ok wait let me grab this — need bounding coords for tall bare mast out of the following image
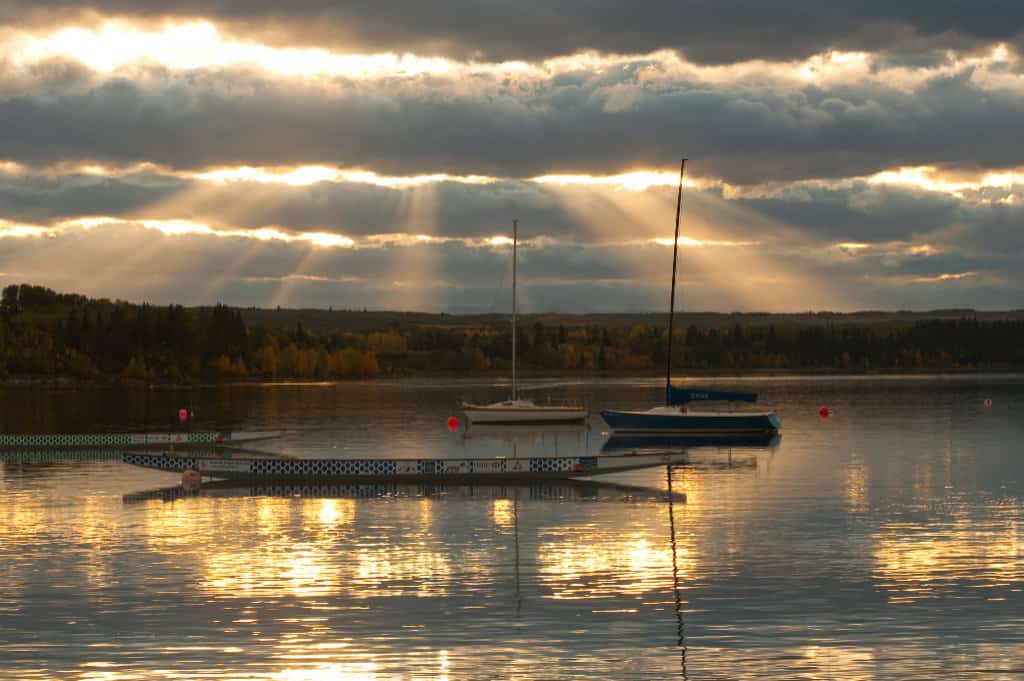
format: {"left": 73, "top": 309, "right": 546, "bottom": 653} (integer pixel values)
{"left": 512, "top": 219, "right": 518, "bottom": 401}
{"left": 665, "top": 158, "right": 687, "bottom": 403}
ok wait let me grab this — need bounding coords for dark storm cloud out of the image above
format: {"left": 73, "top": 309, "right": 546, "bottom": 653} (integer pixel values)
{"left": 3, "top": 0, "right": 1024, "bottom": 64}
{"left": 733, "top": 182, "right": 966, "bottom": 242}
{"left": 3, "top": 64, "right": 1024, "bottom": 184}
{"left": 0, "top": 169, "right": 185, "bottom": 222}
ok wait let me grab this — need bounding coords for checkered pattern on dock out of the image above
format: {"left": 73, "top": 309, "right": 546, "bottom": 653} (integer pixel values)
{"left": 2, "top": 432, "right": 226, "bottom": 448}
{"left": 123, "top": 454, "right": 588, "bottom": 478}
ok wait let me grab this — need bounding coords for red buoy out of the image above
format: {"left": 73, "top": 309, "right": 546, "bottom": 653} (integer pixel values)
{"left": 819, "top": 405, "right": 830, "bottom": 418}
{"left": 178, "top": 408, "right": 188, "bottom": 424}
{"left": 984, "top": 399, "right": 993, "bottom": 407}
{"left": 447, "top": 416, "right": 459, "bottom": 432}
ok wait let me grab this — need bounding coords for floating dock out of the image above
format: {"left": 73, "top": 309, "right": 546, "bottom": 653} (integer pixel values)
{"left": 122, "top": 451, "right": 690, "bottom": 483}
{"left": 1, "top": 430, "right": 284, "bottom": 450}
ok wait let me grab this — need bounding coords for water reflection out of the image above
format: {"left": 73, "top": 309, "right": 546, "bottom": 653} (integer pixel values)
{"left": 872, "top": 506, "right": 1022, "bottom": 603}
{"left": 667, "top": 466, "right": 687, "bottom": 679}
{"left": 116, "top": 472, "right": 693, "bottom": 678}
{"left": 1, "top": 376, "right": 1022, "bottom": 679}
{"left": 600, "top": 433, "right": 781, "bottom": 454}
{"left": 462, "top": 423, "right": 590, "bottom": 444}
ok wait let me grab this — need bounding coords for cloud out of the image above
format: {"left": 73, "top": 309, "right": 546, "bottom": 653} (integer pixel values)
{"left": 2, "top": 1, "right": 1023, "bottom": 64}
{"left": 1, "top": 8, "right": 1022, "bottom": 313}
{"left": 3, "top": 164, "right": 1023, "bottom": 258}
{"left": 1, "top": 208, "right": 1020, "bottom": 312}
{"left": 3, "top": 60, "right": 1024, "bottom": 185}
{"left": 732, "top": 181, "right": 967, "bottom": 242}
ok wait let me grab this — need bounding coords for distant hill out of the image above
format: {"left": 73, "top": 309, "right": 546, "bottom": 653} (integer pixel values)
{"left": 3, "top": 283, "right": 1023, "bottom": 381}
{"left": 239, "top": 306, "right": 1024, "bottom": 332}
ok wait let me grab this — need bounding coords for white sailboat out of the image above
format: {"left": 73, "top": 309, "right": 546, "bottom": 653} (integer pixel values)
{"left": 462, "top": 220, "right": 587, "bottom": 426}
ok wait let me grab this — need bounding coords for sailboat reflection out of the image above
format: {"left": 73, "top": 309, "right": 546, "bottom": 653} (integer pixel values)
{"left": 461, "top": 423, "right": 590, "bottom": 459}
{"left": 461, "top": 423, "right": 589, "bottom": 443}
{"left": 601, "top": 432, "right": 781, "bottom": 454}
{"left": 667, "top": 465, "right": 687, "bottom": 679}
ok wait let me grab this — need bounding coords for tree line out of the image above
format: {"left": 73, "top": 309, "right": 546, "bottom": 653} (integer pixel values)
{"left": 1, "top": 284, "right": 1023, "bottom": 381}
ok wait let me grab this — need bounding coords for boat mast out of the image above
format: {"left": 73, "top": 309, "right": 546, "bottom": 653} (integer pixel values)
{"left": 512, "top": 218, "right": 518, "bottom": 401}
{"left": 665, "top": 158, "right": 687, "bottom": 404}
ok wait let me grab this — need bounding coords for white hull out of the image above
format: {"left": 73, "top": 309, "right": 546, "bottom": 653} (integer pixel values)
{"left": 463, "top": 400, "right": 587, "bottom": 425}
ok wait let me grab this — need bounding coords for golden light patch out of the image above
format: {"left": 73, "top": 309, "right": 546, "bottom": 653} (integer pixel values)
{"left": 192, "top": 165, "right": 498, "bottom": 187}
{"left": 911, "top": 272, "right": 978, "bottom": 283}
{"left": 868, "top": 166, "right": 1024, "bottom": 195}
{"left": 18, "top": 20, "right": 453, "bottom": 78}
{"left": 651, "top": 236, "right": 755, "bottom": 247}
{"left": 0, "top": 222, "right": 55, "bottom": 238}
{"left": 532, "top": 171, "right": 700, "bottom": 192}
{"left": 1, "top": 216, "right": 359, "bottom": 249}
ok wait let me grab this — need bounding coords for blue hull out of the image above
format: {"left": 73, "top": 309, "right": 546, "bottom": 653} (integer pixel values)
{"left": 600, "top": 410, "right": 780, "bottom": 434}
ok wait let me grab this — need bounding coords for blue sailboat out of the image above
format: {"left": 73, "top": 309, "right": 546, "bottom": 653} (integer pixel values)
{"left": 600, "top": 159, "right": 781, "bottom": 436}
{"left": 600, "top": 387, "right": 781, "bottom": 434}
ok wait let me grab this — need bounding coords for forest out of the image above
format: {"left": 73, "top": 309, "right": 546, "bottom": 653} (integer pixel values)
{"left": 2, "top": 284, "right": 1023, "bottom": 382}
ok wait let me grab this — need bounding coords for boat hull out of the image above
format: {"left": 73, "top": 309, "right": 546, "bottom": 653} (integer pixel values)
{"left": 122, "top": 451, "right": 687, "bottom": 482}
{"left": 600, "top": 409, "right": 780, "bottom": 434}
{"left": 463, "top": 406, "right": 587, "bottom": 425}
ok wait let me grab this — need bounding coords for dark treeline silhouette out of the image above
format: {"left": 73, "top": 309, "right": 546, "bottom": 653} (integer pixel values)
{"left": 1, "top": 284, "right": 1023, "bottom": 381}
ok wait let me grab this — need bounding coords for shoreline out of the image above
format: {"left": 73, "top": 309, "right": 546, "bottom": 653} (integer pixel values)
{"left": 3, "top": 366, "right": 1024, "bottom": 387}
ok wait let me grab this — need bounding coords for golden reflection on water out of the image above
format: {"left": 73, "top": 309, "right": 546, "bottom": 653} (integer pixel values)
{"left": 796, "top": 646, "right": 875, "bottom": 680}
{"left": 845, "top": 460, "right": 868, "bottom": 514}
{"left": 137, "top": 495, "right": 470, "bottom": 601}
{"left": 272, "top": 649, "right": 450, "bottom": 681}
{"left": 78, "top": 496, "right": 118, "bottom": 593}
{"left": 2, "top": 450, "right": 1020, "bottom": 679}
{"left": 275, "top": 662, "right": 379, "bottom": 681}
{"left": 491, "top": 498, "right": 515, "bottom": 527}
{"left": 538, "top": 521, "right": 690, "bottom": 600}
{"left": 872, "top": 506, "right": 1022, "bottom": 603}
{"left": 536, "top": 473, "right": 698, "bottom": 601}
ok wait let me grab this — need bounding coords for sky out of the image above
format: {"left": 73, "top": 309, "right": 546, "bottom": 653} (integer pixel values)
{"left": 1, "top": 2, "right": 1023, "bottom": 312}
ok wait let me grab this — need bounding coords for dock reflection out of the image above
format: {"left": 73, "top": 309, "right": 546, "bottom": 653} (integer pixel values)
{"left": 123, "top": 477, "right": 686, "bottom": 504}
{"left": 119, "top": 468, "right": 694, "bottom": 676}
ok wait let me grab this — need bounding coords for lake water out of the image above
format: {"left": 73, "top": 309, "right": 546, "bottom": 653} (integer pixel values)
{"left": 1, "top": 375, "right": 1022, "bottom": 680}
